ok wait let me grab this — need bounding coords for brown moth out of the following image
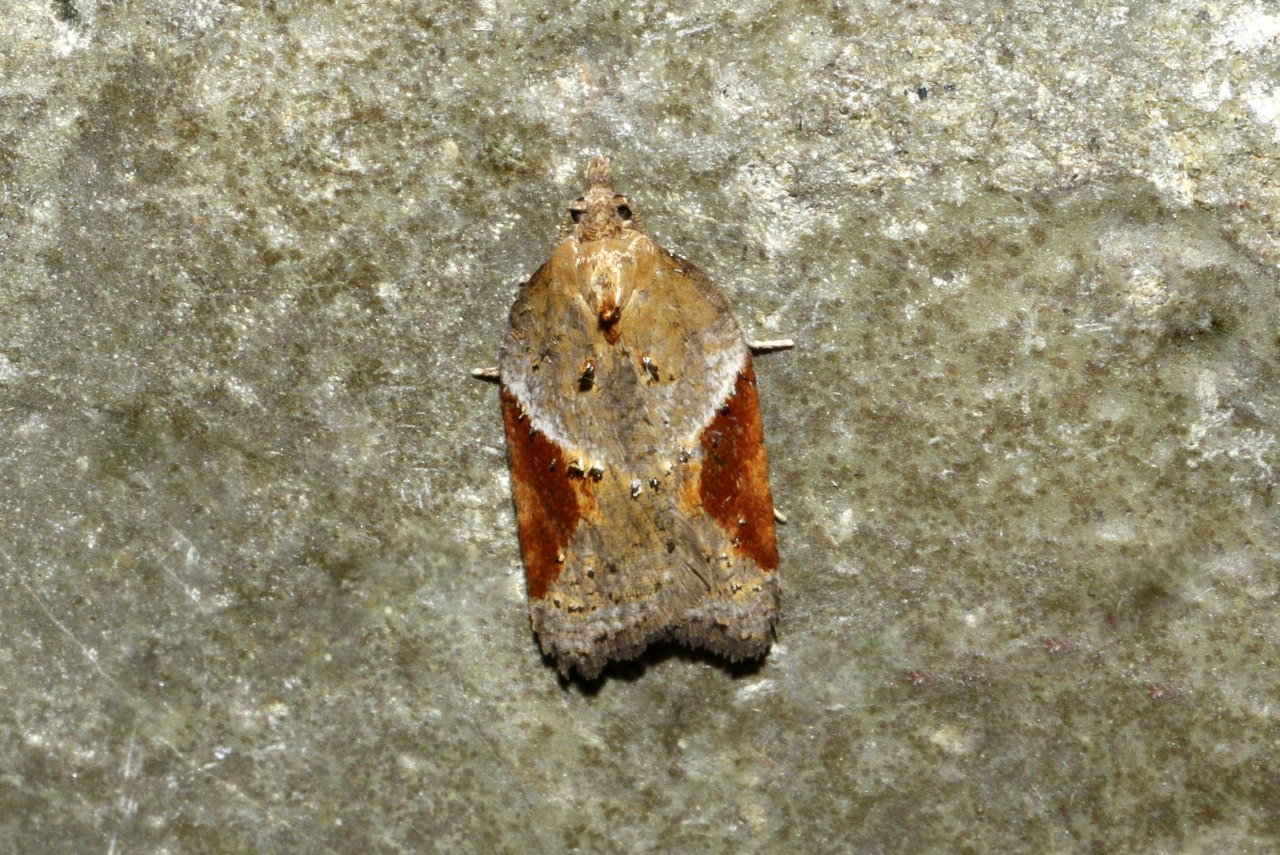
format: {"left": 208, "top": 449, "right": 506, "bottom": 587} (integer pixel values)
{"left": 495, "top": 157, "right": 780, "bottom": 679}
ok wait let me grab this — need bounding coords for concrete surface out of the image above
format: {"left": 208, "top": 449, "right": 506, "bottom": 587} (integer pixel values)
{"left": 2, "top": 0, "right": 1278, "bottom": 852}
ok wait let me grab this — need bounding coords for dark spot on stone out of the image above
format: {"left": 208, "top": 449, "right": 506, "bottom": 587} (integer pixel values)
{"left": 53, "top": 0, "right": 80, "bottom": 25}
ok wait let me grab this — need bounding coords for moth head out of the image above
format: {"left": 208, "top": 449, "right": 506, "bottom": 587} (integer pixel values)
{"left": 560, "top": 156, "right": 644, "bottom": 241}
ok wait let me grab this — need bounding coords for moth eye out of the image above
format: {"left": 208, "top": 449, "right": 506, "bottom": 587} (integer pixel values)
{"left": 615, "top": 204, "right": 633, "bottom": 221}
{"left": 570, "top": 209, "right": 585, "bottom": 223}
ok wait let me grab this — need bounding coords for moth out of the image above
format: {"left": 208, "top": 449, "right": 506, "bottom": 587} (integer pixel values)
{"left": 483, "top": 157, "right": 784, "bottom": 679}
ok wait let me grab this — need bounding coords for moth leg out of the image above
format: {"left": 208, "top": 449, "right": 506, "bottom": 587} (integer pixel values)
{"left": 748, "top": 338, "right": 794, "bottom": 354}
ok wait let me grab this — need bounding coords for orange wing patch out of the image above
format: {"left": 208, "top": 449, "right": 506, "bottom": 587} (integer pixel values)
{"left": 697, "top": 360, "right": 778, "bottom": 571}
{"left": 500, "top": 388, "right": 594, "bottom": 598}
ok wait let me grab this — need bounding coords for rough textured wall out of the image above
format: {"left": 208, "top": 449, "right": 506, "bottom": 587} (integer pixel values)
{"left": 2, "top": 1, "right": 1278, "bottom": 852}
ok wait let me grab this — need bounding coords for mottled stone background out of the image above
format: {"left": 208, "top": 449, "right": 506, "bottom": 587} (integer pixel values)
{"left": 3, "top": 0, "right": 1278, "bottom": 852}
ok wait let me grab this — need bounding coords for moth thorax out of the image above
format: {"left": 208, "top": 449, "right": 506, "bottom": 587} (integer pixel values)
{"left": 586, "top": 266, "right": 630, "bottom": 338}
